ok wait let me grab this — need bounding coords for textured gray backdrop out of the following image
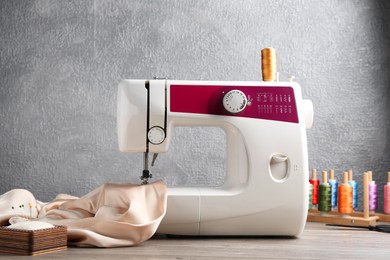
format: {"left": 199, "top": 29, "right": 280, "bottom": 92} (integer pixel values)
{"left": 1, "top": 0, "right": 389, "bottom": 212}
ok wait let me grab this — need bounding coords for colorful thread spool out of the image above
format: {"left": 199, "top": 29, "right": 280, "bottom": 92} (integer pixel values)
{"left": 318, "top": 171, "right": 331, "bottom": 213}
{"left": 308, "top": 182, "right": 313, "bottom": 210}
{"left": 338, "top": 171, "right": 353, "bottom": 215}
{"left": 384, "top": 172, "right": 390, "bottom": 215}
{"left": 348, "top": 169, "right": 358, "bottom": 210}
{"left": 261, "top": 48, "right": 277, "bottom": 81}
{"left": 328, "top": 169, "right": 338, "bottom": 210}
{"left": 368, "top": 171, "right": 378, "bottom": 212}
{"left": 309, "top": 168, "right": 319, "bottom": 207}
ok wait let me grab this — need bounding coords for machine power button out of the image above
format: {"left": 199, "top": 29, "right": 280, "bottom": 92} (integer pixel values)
{"left": 222, "top": 90, "right": 247, "bottom": 114}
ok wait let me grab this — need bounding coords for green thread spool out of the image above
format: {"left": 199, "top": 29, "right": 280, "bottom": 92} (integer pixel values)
{"left": 308, "top": 182, "right": 313, "bottom": 210}
{"left": 318, "top": 171, "right": 331, "bottom": 213}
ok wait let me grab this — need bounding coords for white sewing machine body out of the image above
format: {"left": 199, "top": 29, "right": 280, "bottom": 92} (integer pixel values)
{"left": 118, "top": 79, "right": 313, "bottom": 236}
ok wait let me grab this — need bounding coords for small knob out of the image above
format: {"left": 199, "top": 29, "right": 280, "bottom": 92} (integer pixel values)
{"left": 148, "top": 126, "right": 165, "bottom": 145}
{"left": 222, "top": 90, "right": 247, "bottom": 114}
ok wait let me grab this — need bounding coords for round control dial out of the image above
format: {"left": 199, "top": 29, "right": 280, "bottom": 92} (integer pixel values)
{"left": 222, "top": 90, "right": 247, "bottom": 114}
{"left": 148, "top": 126, "right": 165, "bottom": 145}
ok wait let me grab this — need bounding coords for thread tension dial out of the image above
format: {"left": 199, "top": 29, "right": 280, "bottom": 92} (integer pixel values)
{"left": 222, "top": 90, "right": 247, "bottom": 114}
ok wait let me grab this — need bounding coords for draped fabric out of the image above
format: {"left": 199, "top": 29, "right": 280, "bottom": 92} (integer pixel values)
{"left": 0, "top": 180, "right": 167, "bottom": 247}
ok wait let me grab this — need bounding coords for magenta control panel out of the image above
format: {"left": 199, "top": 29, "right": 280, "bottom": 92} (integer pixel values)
{"left": 170, "top": 85, "right": 299, "bottom": 124}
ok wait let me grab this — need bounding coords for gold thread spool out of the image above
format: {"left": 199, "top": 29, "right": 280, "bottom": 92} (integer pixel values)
{"left": 261, "top": 48, "right": 276, "bottom": 81}
{"left": 338, "top": 171, "right": 353, "bottom": 215}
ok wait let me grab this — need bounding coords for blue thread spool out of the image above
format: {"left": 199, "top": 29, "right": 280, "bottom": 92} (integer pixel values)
{"left": 348, "top": 170, "right": 358, "bottom": 210}
{"left": 328, "top": 169, "right": 338, "bottom": 210}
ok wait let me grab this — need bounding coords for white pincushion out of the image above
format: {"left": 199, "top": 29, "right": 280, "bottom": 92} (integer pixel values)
{"left": 6, "top": 221, "right": 54, "bottom": 231}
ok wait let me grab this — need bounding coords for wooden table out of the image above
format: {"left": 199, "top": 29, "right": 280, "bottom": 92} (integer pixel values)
{"left": 0, "top": 222, "right": 388, "bottom": 259}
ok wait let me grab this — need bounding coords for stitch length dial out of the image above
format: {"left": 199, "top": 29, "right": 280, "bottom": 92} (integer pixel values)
{"left": 222, "top": 90, "right": 247, "bottom": 114}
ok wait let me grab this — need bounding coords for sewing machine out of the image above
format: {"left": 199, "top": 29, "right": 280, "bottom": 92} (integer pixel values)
{"left": 117, "top": 79, "right": 313, "bottom": 236}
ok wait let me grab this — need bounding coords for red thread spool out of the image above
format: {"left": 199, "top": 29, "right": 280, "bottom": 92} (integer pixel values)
{"left": 309, "top": 168, "right": 319, "bottom": 206}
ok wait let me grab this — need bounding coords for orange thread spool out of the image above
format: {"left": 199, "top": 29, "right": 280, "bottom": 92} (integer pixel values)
{"left": 261, "top": 48, "right": 276, "bottom": 81}
{"left": 338, "top": 171, "right": 353, "bottom": 214}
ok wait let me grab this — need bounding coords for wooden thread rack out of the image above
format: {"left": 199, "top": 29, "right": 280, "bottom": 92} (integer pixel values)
{"left": 307, "top": 172, "right": 381, "bottom": 226}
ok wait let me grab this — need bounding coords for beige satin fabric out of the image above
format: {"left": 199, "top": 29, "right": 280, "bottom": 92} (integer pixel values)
{"left": 0, "top": 180, "right": 167, "bottom": 247}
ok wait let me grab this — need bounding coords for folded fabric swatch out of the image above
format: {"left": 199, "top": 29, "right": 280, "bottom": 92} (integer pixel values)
{"left": 1, "top": 180, "right": 167, "bottom": 247}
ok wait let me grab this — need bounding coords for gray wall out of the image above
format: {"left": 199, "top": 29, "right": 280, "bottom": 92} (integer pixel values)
{"left": 1, "top": 0, "right": 389, "bottom": 211}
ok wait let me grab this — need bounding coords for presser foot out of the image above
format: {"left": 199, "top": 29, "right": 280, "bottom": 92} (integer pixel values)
{"left": 141, "top": 170, "right": 152, "bottom": 185}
